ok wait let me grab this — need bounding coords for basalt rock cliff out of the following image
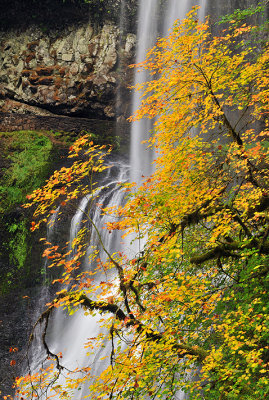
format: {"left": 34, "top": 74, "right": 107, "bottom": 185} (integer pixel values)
{"left": 0, "top": 23, "right": 135, "bottom": 120}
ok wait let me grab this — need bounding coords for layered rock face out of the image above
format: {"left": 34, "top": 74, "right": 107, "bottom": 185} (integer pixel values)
{"left": 0, "top": 24, "right": 135, "bottom": 119}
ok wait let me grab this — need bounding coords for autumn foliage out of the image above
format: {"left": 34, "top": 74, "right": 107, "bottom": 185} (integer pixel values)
{"left": 15, "top": 8, "right": 268, "bottom": 400}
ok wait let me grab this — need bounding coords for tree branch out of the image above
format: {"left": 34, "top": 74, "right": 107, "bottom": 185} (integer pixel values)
{"left": 190, "top": 239, "right": 269, "bottom": 265}
{"left": 33, "top": 291, "right": 208, "bottom": 364}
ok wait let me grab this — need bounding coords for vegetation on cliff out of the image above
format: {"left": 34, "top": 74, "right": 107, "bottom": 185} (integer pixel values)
{"left": 0, "top": 131, "right": 54, "bottom": 294}
{"left": 0, "top": 131, "right": 53, "bottom": 213}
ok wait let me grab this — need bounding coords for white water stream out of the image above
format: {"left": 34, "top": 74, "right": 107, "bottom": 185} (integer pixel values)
{"left": 44, "top": 161, "right": 130, "bottom": 399}
{"left": 130, "top": 0, "right": 207, "bottom": 185}
{"left": 28, "top": 1, "right": 208, "bottom": 399}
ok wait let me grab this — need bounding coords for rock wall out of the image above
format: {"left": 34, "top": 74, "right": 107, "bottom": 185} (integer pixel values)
{"left": 0, "top": 23, "right": 136, "bottom": 120}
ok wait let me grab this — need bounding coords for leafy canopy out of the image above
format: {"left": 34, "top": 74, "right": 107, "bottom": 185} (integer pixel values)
{"left": 15, "top": 7, "right": 269, "bottom": 400}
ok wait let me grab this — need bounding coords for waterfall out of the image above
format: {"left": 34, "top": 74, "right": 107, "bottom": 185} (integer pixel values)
{"left": 43, "top": 206, "right": 60, "bottom": 273}
{"left": 130, "top": 0, "right": 206, "bottom": 185}
{"left": 130, "top": 0, "right": 159, "bottom": 184}
{"left": 198, "top": 0, "right": 207, "bottom": 20}
{"left": 25, "top": 1, "right": 209, "bottom": 399}
{"left": 29, "top": 206, "right": 60, "bottom": 376}
{"left": 129, "top": 2, "right": 207, "bottom": 399}
{"left": 27, "top": 161, "right": 130, "bottom": 400}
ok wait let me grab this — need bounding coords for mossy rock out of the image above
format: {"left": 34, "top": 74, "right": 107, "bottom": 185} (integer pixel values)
{"left": 0, "top": 131, "right": 55, "bottom": 294}
{"left": 0, "top": 130, "right": 55, "bottom": 213}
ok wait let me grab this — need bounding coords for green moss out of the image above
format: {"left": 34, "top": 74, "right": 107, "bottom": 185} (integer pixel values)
{"left": 0, "top": 130, "right": 53, "bottom": 213}
{"left": 0, "top": 130, "right": 55, "bottom": 295}
{"left": 0, "top": 218, "right": 31, "bottom": 295}
{"left": 7, "top": 220, "right": 28, "bottom": 271}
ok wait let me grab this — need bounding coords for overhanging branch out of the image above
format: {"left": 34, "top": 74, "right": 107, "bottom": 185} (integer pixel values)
{"left": 32, "top": 291, "right": 208, "bottom": 364}
{"left": 190, "top": 239, "right": 269, "bottom": 265}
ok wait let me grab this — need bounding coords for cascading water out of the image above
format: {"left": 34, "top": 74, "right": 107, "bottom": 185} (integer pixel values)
{"left": 198, "top": 0, "right": 207, "bottom": 20}
{"left": 130, "top": 0, "right": 207, "bottom": 185}
{"left": 26, "top": 1, "right": 209, "bottom": 399}
{"left": 27, "top": 161, "right": 130, "bottom": 400}
{"left": 43, "top": 206, "right": 60, "bottom": 274}
{"left": 130, "top": 0, "right": 159, "bottom": 184}
{"left": 129, "top": 3, "right": 207, "bottom": 398}
{"left": 29, "top": 207, "right": 60, "bottom": 376}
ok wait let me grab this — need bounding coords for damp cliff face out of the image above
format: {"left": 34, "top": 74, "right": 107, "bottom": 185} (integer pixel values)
{"left": 0, "top": 24, "right": 136, "bottom": 119}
